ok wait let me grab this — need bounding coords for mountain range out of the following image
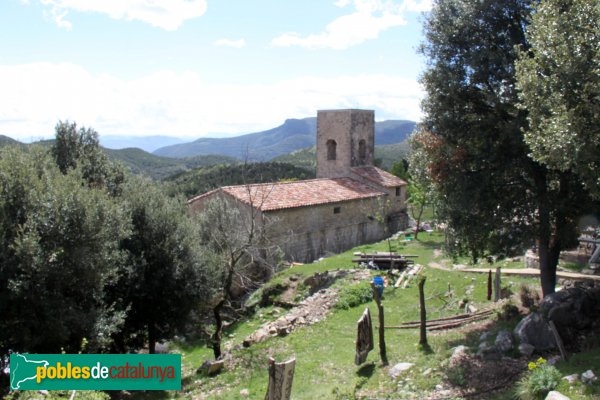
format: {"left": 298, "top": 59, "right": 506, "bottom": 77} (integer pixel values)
{"left": 153, "top": 117, "right": 416, "bottom": 160}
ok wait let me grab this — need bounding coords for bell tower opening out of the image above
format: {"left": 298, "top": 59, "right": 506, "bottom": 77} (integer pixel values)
{"left": 326, "top": 139, "right": 337, "bottom": 160}
{"left": 358, "top": 139, "right": 366, "bottom": 165}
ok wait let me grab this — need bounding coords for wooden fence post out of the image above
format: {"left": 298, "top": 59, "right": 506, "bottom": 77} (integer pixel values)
{"left": 371, "top": 282, "right": 388, "bottom": 366}
{"left": 494, "top": 267, "right": 501, "bottom": 302}
{"left": 265, "top": 357, "right": 296, "bottom": 400}
{"left": 418, "top": 276, "right": 428, "bottom": 347}
{"left": 487, "top": 270, "right": 492, "bottom": 301}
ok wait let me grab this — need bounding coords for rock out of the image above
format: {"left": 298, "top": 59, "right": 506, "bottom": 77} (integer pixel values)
{"left": 518, "top": 343, "right": 535, "bottom": 356}
{"left": 423, "top": 368, "right": 432, "bottom": 376}
{"left": 268, "top": 327, "right": 277, "bottom": 335}
{"left": 388, "top": 362, "right": 414, "bottom": 379}
{"left": 479, "top": 331, "right": 493, "bottom": 343}
{"left": 495, "top": 330, "right": 514, "bottom": 353}
{"left": 450, "top": 345, "right": 468, "bottom": 365}
{"left": 276, "top": 327, "right": 289, "bottom": 337}
{"left": 476, "top": 342, "right": 500, "bottom": 360}
{"left": 545, "top": 391, "right": 570, "bottom": 400}
{"left": 513, "top": 312, "right": 556, "bottom": 351}
{"left": 539, "top": 286, "right": 600, "bottom": 346}
{"left": 38, "top": 390, "right": 49, "bottom": 395}
{"left": 467, "top": 304, "right": 478, "bottom": 314}
{"left": 198, "top": 359, "right": 224, "bottom": 376}
{"left": 547, "top": 355, "right": 562, "bottom": 366}
{"left": 562, "top": 374, "right": 579, "bottom": 384}
{"left": 581, "top": 370, "right": 597, "bottom": 385}
{"left": 240, "top": 388, "right": 250, "bottom": 397}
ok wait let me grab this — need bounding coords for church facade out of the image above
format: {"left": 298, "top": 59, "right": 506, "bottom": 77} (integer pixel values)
{"left": 188, "top": 109, "right": 408, "bottom": 262}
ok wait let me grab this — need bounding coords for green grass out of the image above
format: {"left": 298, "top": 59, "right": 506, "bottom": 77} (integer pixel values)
{"left": 167, "top": 232, "right": 556, "bottom": 399}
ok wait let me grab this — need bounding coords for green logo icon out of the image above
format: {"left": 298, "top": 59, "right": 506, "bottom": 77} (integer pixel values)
{"left": 10, "top": 354, "right": 181, "bottom": 390}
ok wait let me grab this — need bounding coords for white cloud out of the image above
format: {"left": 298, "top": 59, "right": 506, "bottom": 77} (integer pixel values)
{"left": 272, "top": 0, "right": 432, "bottom": 50}
{"left": 214, "top": 38, "right": 246, "bottom": 48}
{"left": 35, "top": 0, "right": 207, "bottom": 31}
{"left": 0, "top": 63, "right": 423, "bottom": 141}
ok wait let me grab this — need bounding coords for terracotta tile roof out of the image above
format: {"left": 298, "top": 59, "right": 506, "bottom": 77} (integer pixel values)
{"left": 351, "top": 166, "right": 407, "bottom": 188}
{"left": 190, "top": 178, "right": 386, "bottom": 212}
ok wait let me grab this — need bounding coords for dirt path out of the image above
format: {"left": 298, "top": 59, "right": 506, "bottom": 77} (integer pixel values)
{"left": 427, "top": 263, "right": 600, "bottom": 281}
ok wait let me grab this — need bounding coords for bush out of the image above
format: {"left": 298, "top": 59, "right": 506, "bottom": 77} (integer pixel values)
{"left": 496, "top": 300, "right": 520, "bottom": 321}
{"left": 515, "top": 360, "right": 561, "bottom": 399}
{"left": 335, "top": 282, "right": 373, "bottom": 310}
{"left": 446, "top": 363, "right": 468, "bottom": 387}
{"left": 519, "top": 284, "right": 541, "bottom": 310}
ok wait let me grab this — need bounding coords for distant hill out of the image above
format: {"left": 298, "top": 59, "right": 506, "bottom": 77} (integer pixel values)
{"left": 273, "top": 142, "right": 411, "bottom": 173}
{"left": 100, "top": 135, "right": 187, "bottom": 153}
{"left": 105, "top": 148, "right": 238, "bottom": 180}
{"left": 0, "top": 136, "right": 237, "bottom": 180}
{"left": 165, "top": 162, "right": 316, "bottom": 198}
{"left": 0, "top": 135, "right": 23, "bottom": 148}
{"left": 154, "top": 118, "right": 416, "bottom": 160}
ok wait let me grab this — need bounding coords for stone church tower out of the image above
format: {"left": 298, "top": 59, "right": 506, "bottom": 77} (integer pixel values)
{"left": 316, "top": 109, "right": 375, "bottom": 179}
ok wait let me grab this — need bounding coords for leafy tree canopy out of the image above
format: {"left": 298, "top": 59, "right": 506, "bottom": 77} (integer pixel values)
{"left": 516, "top": 0, "right": 600, "bottom": 198}
{"left": 419, "top": 0, "right": 594, "bottom": 295}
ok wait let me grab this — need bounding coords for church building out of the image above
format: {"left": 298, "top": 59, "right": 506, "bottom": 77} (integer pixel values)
{"left": 188, "top": 109, "right": 408, "bottom": 262}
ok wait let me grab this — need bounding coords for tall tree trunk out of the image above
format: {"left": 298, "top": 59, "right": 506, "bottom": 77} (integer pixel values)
{"left": 536, "top": 170, "right": 569, "bottom": 298}
{"left": 148, "top": 321, "right": 156, "bottom": 354}
{"left": 212, "top": 300, "right": 224, "bottom": 359}
{"left": 534, "top": 167, "right": 557, "bottom": 298}
{"left": 413, "top": 203, "right": 425, "bottom": 240}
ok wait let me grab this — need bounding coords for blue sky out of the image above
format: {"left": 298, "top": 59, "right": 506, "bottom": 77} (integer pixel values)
{"left": 0, "top": 0, "right": 431, "bottom": 140}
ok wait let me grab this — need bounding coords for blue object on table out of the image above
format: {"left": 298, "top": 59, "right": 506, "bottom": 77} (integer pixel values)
{"left": 373, "top": 276, "right": 384, "bottom": 298}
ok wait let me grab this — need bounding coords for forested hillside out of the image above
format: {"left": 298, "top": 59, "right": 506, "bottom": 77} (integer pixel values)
{"left": 164, "top": 162, "right": 315, "bottom": 198}
{"left": 105, "top": 147, "right": 237, "bottom": 179}
{"left": 273, "top": 142, "right": 410, "bottom": 172}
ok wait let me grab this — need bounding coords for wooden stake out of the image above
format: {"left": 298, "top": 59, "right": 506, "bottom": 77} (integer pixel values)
{"left": 549, "top": 321, "right": 568, "bottom": 361}
{"left": 494, "top": 267, "right": 501, "bottom": 302}
{"left": 487, "top": 269, "right": 492, "bottom": 301}
{"left": 418, "top": 276, "right": 428, "bottom": 347}
{"left": 371, "top": 282, "right": 388, "bottom": 366}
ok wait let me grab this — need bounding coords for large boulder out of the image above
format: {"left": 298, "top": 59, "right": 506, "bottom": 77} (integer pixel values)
{"left": 495, "top": 330, "right": 514, "bottom": 353}
{"left": 513, "top": 312, "right": 556, "bottom": 351}
{"left": 539, "top": 285, "right": 600, "bottom": 345}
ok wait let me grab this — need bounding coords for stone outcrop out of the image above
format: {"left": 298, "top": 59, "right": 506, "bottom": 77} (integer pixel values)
{"left": 514, "top": 283, "right": 600, "bottom": 351}
{"left": 513, "top": 312, "right": 556, "bottom": 351}
{"left": 539, "top": 285, "right": 600, "bottom": 346}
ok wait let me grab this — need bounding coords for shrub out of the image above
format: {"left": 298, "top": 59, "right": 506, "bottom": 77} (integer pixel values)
{"left": 446, "top": 363, "right": 468, "bottom": 387}
{"left": 515, "top": 358, "right": 561, "bottom": 399}
{"left": 496, "top": 300, "right": 520, "bottom": 321}
{"left": 335, "top": 282, "right": 373, "bottom": 310}
{"left": 519, "top": 284, "right": 541, "bottom": 310}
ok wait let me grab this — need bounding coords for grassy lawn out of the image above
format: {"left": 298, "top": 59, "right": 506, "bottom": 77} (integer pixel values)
{"left": 171, "top": 232, "right": 568, "bottom": 399}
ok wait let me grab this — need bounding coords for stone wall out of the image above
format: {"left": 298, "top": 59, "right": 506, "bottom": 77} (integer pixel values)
{"left": 265, "top": 197, "right": 407, "bottom": 262}
{"left": 316, "top": 109, "right": 375, "bottom": 179}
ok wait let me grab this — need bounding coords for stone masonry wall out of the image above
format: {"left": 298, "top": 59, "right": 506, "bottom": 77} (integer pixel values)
{"left": 265, "top": 196, "right": 406, "bottom": 263}
{"left": 316, "top": 109, "right": 375, "bottom": 179}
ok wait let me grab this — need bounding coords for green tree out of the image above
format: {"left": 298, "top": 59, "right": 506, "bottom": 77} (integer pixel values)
{"left": 111, "top": 177, "right": 211, "bottom": 353}
{"left": 407, "top": 130, "right": 438, "bottom": 239}
{"left": 0, "top": 147, "right": 128, "bottom": 358}
{"left": 52, "top": 121, "right": 125, "bottom": 196}
{"left": 390, "top": 160, "right": 410, "bottom": 182}
{"left": 516, "top": 0, "right": 600, "bottom": 199}
{"left": 419, "top": 0, "right": 591, "bottom": 295}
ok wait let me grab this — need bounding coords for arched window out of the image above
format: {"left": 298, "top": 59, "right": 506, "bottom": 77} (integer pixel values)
{"left": 358, "top": 139, "right": 366, "bottom": 164}
{"left": 326, "top": 139, "right": 337, "bottom": 160}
